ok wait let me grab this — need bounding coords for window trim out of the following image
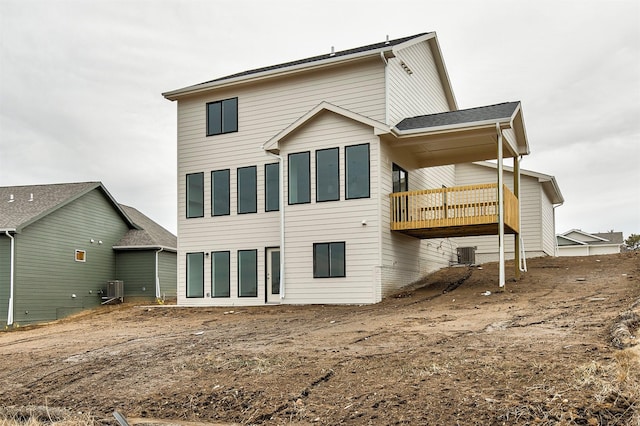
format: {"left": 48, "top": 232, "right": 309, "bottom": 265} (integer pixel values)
{"left": 316, "top": 147, "right": 340, "bottom": 202}
{"left": 265, "top": 162, "right": 280, "bottom": 212}
{"left": 392, "top": 163, "right": 408, "bottom": 193}
{"left": 288, "top": 151, "right": 311, "bottom": 205}
{"left": 211, "top": 251, "right": 231, "bottom": 298}
{"left": 238, "top": 249, "right": 258, "bottom": 297}
{"left": 186, "top": 252, "right": 205, "bottom": 298}
{"left": 186, "top": 172, "right": 204, "bottom": 218}
{"left": 74, "top": 249, "right": 86, "bottom": 262}
{"left": 237, "top": 166, "right": 257, "bottom": 214}
{"left": 206, "top": 97, "right": 238, "bottom": 136}
{"left": 211, "top": 169, "right": 230, "bottom": 216}
{"left": 313, "top": 242, "right": 346, "bottom": 278}
{"left": 345, "top": 143, "right": 370, "bottom": 200}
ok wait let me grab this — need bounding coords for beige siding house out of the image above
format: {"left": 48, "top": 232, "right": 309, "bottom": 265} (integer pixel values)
{"left": 556, "top": 230, "right": 624, "bottom": 256}
{"left": 453, "top": 162, "right": 564, "bottom": 263}
{"left": 163, "top": 32, "right": 532, "bottom": 306}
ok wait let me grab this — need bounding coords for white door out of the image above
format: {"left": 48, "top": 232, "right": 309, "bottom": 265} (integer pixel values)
{"left": 266, "top": 248, "right": 281, "bottom": 303}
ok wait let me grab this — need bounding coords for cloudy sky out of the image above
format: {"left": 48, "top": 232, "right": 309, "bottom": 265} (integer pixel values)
{"left": 1, "top": 0, "right": 638, "bottom": 238}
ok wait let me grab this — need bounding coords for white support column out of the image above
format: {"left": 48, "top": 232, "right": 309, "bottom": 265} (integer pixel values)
{"left": 496, "top": 124, "right": 505, "bottom": 288}
{"left": 514, "top": 156, "right": 521, "bottom": 279}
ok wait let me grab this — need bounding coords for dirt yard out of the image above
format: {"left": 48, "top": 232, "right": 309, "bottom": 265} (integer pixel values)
{"left": 1, "top": 253, "right": 639, "bottom": 425}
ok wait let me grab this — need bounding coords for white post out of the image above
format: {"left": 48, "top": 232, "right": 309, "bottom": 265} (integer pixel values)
{"left": 496, "top": 124, "right": 505, "bottom": 288}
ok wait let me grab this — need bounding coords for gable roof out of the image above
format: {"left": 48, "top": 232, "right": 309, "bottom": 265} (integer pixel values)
{"left": 162, "top": 32, "right": 456, "bottom": 109}
{"left": 469, "top": 160, "right": 564, "bottom": 205}
{"left": 0, "top": 182, "right": 133, "bottom": 233}
{"left": 557, "top": 229, "right": 624, "bottom": 246}
{"left": 114, "top": 205, "right": 177, "bottom": 251}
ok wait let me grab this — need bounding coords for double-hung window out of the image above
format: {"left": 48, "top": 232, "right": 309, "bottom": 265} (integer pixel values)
{"left": 186, "top": 172, "right": 204, "bottom": 218}
{"left": 237, "top": 166, "right": 257, "bottom": 214}
{"left": 186, "top": 252, "right": 204, "bottom": 298}
{"left": 206, "top": 97, "right": 238, "bottom": 136}
{"left": 288, "top": 152, "right": 310, "bottom": 204}
{"left": 211, "top": 169, "right": 230, "bottom": 216}
{"left": 316, "top": 148, "right": 339, "bottom": 202}
{"left": 345, "top": 144, "right": 370, "bottom": 199}
{"left": 313, "top": 242, "right": 346, "bottom": 278}
{"left": 265, "top": 163, "right": 280, "bottom": 212}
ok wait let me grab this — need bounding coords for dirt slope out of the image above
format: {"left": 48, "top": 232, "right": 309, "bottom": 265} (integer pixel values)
{"left": 1, "top": 253, "right": 639, "bottom": 425}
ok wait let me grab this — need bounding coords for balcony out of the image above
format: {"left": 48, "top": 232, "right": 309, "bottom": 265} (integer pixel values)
{"left": 390, "top": 183, "right": 519, "bottom": 239}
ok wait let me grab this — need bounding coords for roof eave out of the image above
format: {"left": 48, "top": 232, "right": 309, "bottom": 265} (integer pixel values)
{"left": 112, "top": 245, "right": 177, "bottom": 252}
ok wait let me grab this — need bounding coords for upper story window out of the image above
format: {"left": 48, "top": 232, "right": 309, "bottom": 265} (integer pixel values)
{"left": 186, "top": 172, "right": 204, "bottom": 218}
{"left": 237, "top": 166, "right": 257, "bottom": 214}
{"left": 288, "top": 152, "right": 310, "bottom": 205}
{"left": 316, "top": 148, "right": 339, "bottom": 202}
{"left": 211, "top": 169, "right": 230, "bottom": 216}
{"left": 265, "top": 163, "right": 280, "bottom": 212}
{"left": 392, "top": 163, "right": 408, "bottom": 193}
{"left": 345, "top": 144, "right": 370, "bottom": 199}
{"left": 206, "top": 97, "right": 238, "bottom": 136}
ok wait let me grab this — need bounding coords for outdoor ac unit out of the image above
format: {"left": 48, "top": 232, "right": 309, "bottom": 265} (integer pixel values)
{"left": 107, "top": 280, "right": 124, "bottom": 299}
{"left": 457, "top": 247, "right": 476, "bottom": 265}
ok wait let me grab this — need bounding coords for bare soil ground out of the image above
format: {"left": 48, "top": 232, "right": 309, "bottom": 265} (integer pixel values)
{"left": 1, "top": 253, "right": 639, "bottom": 425}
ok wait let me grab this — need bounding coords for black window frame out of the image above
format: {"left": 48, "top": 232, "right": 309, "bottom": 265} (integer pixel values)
{"left": 316, "top": 147, "right": 340, "bottom": 202}
{"left": 238, "top": 249, "right": 258, "bottom": 297}
{"left": 186, "top": 172, "right": 204, "bottom": 218}
{"left": 313, "top": 242, "right": 346, "bottom": 278}
{"left": 392, "top": 163, "right": 408, "bottom": 193}
{"left": 186, "top": 252, "right": 204, "bottom": 298}
{"left": 211, "top": 169, "right": 230, "bottom": 216}
{"left": 288, "top": 151, "right": 311, "bottom": 205}
{"left": 211, "top": 251, "right": 230, "bottom": 298}
{"left": 265, "top": 162, "right": 280, "bottom": 212}
{"left": 345, "top": 143, "right": 370, "bottom": 200}
{"left": 237, "top": 166, "right": 257, "bottom": 214}
{"left": 206, "top": 97, "right": 238, "bottom": 136}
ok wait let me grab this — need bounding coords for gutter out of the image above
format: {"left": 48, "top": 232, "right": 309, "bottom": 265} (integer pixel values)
{"left": 265, "top": 151, "right": 286, "bottom": 300}
{"left": 4, "top": 231, "right": 15, "bottom": 326}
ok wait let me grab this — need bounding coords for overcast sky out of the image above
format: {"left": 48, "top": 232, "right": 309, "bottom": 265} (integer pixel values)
{"left": 1, "top": 0, "right": 638, "bottom": 238}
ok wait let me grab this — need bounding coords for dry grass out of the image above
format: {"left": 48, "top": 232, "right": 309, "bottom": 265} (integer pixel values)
{"left": 0, "top": 406, "right": 97, "bottom": 425}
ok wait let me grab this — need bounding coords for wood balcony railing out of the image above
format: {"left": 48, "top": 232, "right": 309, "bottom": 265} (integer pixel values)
{"left": 389, "top": 183, "right": 519, "bottom": 239}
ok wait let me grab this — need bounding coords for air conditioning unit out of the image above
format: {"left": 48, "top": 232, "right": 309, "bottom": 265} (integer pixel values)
{"left": 457, "top": 247, "right": 476, "bottom": 265}
{"left": 107, "top": 280, "right": 124, "bottom": 299}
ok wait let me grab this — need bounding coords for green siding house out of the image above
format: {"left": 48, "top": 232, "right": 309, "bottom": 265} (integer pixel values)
{"left": 0, "top": 182, "right": 176, "bottom": 326}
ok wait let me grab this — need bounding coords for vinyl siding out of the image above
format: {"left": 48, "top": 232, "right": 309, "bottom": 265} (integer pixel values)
{"left": 175, "top": 58, "right": 387, "bottom": 306}
{"left": 452, "top": 163, "right": 550, "bottom": 262}
{"left": 540, "top": 189, "right": 556, "bottom": 256}
{"left": 0, "top": 235, "right": 10, "bottom": 323}
{"left": 115, "top": 251, "right": 155, "bottom": 299}
{"left": 9, "top": 189, "right": 130, "bottom": 325}
{"left": 387, "top": 40, "right": 450, "bottom": 125}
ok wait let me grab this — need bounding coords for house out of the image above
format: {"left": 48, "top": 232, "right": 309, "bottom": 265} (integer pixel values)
{"left": 452, "top": 161, "right": 564, "bottom": 264}
{"left": 0, "top": 182, "right": 177, "bottom": 326}
{"left": 556, "top": 230, "right": 624, "bottom": 256}
{"left": 162, "top": 32, "right": 531, "bottom": 307}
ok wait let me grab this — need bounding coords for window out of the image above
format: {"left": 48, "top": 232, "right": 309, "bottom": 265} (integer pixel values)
{"left": 74, "top": 249, "right": 86, "bottom": 262}
{"left": 211, "top": 251, "right": 230, "bottom": 297}
{"left": 206, "top": 97, "right": 238, "bottom": 136}
{"left": 211, "top": 169, "right": 230, "bottom": 216}
{"left": 345, "top": 144, "right": 370, "bottom": 199}
{"left": 316, "top": 148, "right": 339, "bottom": 202}
{"left": 238, "top": 249, "right": 257, "bottom": 297}
{"left": 186, "top": 252, "right": 204, "bottom": 298}
{"left": 313, "top": 242, "right": 346, "bottom": 278}
{"left": 392, "top": 163, "right": 408, "bottom": 193}
{"left": 288, "top": 152, "right": 310, "bottom": 204}
{"left": 186, "top": 172, "right": 204, "bottom": 218}
{"left": 237, "top": 166, "right": 257, "bottom": 214}
{"left": 265, "top": 162, "right": 280, "bottom": 212}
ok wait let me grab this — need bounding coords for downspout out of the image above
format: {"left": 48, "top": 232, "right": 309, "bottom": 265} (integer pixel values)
{"left": 4, "top": 231, "right": 15, "bottom": 326}
{"left": 380, "top": 51, "right": 389, "bottom": 125}
{"left": 496, "top": 124, "right": 505, "bottom": 288}
{"left": 266, "top": 151, "right": 285, "bottom": 299}
{"left": 155, "top": 247, "right": 164, "bottom": 300}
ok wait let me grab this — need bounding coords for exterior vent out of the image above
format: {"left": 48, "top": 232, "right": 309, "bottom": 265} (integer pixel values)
{"left": 103, "top": 280, "right": 124, "bottom": 304}
{"left": 457, "top": 247, "right": 476, "bottom": 265}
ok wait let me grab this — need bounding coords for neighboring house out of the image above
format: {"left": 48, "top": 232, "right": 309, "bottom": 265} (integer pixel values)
{"left": 556, "top": 230, "right": 624, "bottom": 256}
{"left": 452, "top": 161, "right": 564, "bottom": 263}
{"left": 163, "top": 32, "right": 531, "bottom": 307}
{"left": 0, "top": 182, "right": 177, "bottom": 326}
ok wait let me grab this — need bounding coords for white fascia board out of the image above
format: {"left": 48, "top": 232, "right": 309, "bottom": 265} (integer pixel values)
{"left": 162, "top": 46, "right": 396, "bottom": 101}
{"left": 391, "top": 118, "right": 511, "bottom": 138}
{"left": 562, "top": 229, "right": 609, "bottom": 242}
{"left": 556, "top": 235, "right": 587, "bottom": 245}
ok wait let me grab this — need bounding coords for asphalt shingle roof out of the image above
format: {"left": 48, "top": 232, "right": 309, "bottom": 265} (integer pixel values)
{"left": 202, "top": 33, "right": 431, "bottom": 85}
{"left": 115, "top": 205, "right": 176, "bottom": 250}
{"left": 396, "top": 102, "right": 520, "bottom": 131}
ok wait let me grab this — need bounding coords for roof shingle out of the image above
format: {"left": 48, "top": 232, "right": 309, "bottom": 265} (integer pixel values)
{"left": 396, "top": 102, "right": 520, "bottom": 131}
